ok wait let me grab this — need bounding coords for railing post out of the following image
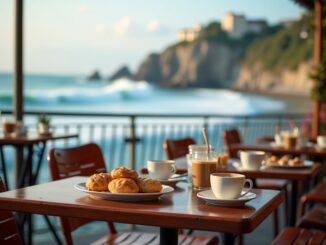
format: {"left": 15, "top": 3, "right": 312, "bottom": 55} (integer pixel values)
{"left": 129, "top": 116, "right": 136, "bottom": 169}
{"left": 243, "top": 116, "right": 249, "bottom": 143}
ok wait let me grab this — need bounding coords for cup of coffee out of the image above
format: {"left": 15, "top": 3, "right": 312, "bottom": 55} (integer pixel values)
{"left": 317, "top": 135, "right": 326, "bottom": 148}
{"left": 210, "top": 173, "right": 253, "bottom": 199}
{"left": 2, "top": 118, "right": 16, "bottom": 135}
{"left": 191, "top": 151, "right": 217, "bottom": 190}
{"left": 147, "top": 160, "right": 176, "bottom": 180}
{"left": 274, "top": 134, "right": 283, "bottom": 146}
{"left": 240, "top": 151, "right": 265, "bottom": 170}
{"left": 283, "top": 135, "right": 297, "bottom": 149}
{"left": 187, "top": 144, "right": 214, "bottom": 183}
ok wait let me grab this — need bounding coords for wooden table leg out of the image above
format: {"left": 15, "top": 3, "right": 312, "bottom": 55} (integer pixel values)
{"left": 160, "top": 227, "right": 178, "bottom": 245}
{"left": 0, "top": 146, "right": 9, "bottom": 190}
{"left": 289, "top": 180, "right": 298, "bottom": 226}
{"left": 222, "top": 233, "right": 236, "bottom": 245}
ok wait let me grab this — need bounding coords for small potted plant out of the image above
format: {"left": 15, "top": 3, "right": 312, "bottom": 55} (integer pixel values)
{"left": 38, "top": 113, "right": 51, "bottom": 134}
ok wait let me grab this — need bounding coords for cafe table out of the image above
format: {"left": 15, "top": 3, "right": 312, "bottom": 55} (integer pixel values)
{"left": 0, "top": 176, "right": 283, "bottom": 245}
{"left": 215, "top": 161, "right": 321, "bottom": 226}
{"left": 0, "top": 132, "right": 78, "bottom": 189}
{"left": 0, "top": 132, "right": 78, "bottom": 244}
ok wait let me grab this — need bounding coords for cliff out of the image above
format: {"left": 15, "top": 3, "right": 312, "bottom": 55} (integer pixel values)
{"left": 134, "top": 40, "right": 243, "bottom": 88}
{"left": 235, "top": 62, "right": 312, "bottom": 95}
{"left": 133, "top": 16, "right": 313, "bottom": 94}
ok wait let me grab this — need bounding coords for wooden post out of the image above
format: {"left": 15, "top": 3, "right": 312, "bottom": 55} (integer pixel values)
{"left": 13, "top": 0, "right": 24, "bottom": 188}
{"left": 312, "top": 0, "right": 323, "bottom": 139}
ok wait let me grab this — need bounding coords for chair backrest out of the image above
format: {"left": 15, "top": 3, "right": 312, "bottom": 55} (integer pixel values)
{"left": 47, "top": 143, "right": 115, "bottom": 245}
{"left": 222, "top": 128, "right": 242, "bottom": 158}
{"left": 0, "top": 178, "right": 22, "bottom": 245}
{"left": 163, "top": 137, "right": 196, "bottom": 160}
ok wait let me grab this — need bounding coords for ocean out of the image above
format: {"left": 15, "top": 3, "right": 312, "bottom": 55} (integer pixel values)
{"left": 0, "top": 72, "right": 313, "bottom": 242}
{"left": 0, "top": 72, "right": 310, "bottom": 115}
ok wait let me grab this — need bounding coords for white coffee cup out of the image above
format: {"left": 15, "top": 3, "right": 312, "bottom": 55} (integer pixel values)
{"left": 274, "top": 134, "right": 283, "bottom": 146}
{"left": 317, "top": 136, "right": 326, "bottom": 148}
{"left": 210, "top": 173, "right": 253, "bottom": 199}
{"left": 147, "top": 160, "right": 176, "bottom": 180}
{"left": 240, "top": 151, "right": 265, "bottom": 170}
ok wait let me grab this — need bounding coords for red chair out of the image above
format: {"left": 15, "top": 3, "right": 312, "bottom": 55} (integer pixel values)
{"left": 48, "top": 143, "right": 218, "bottom": 245}
{"left": 0, "top": 177, "right": 22, "bottom": 245}
{"left": 297, "top": 177, "right": 326, "bottom": 232}
{"left": 163, "top": 137, "right": 195, "bottom": 160}
{"left": 222, "top": 128, "right": 289, "bottom": 237}
{"left": 272, "top": 227, "right": 326, "bottom": 244}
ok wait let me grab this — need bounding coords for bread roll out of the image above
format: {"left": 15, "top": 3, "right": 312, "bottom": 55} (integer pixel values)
{"left": 108, "top": 178, "right": 139, "bottom": 193}
{"left": 86, "top": 173, "right": 112, "bottom": 191}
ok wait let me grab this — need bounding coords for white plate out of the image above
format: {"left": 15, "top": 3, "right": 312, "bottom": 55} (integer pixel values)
{"left": 197, "top": 190, "right": 257, "bottom": 207}
{"left": 266, "top": 160, "right": 313, "bottom": 169}
{"left": 270, "top": 142, "right": 315, "bottom": 148}
{"left": 74, "top": 183, "right": 174, "bottom": 202}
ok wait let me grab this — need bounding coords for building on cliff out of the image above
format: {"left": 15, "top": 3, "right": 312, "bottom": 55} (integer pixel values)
{"left": 221, "top": 12, "right": 267, "bottom": 39}
{"left": 176, "top": 23, "right": 202, "bottom": 42}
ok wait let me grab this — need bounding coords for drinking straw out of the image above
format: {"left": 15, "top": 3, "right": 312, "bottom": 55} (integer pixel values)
{"left": 202, "top": 128, "right": 210, "bottom": 155}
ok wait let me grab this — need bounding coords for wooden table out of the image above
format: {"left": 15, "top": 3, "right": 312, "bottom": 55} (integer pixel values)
{"left": 0, "top": 133, "right": 78, "bottom": 245}
{"left": 0, "top": 133, "right": 78, "bottom": 189}
{"left": 216, "top": 162, "right": 321, "bottom": 226}
{"left": 229, "top": 143, "right": 326, "bottom": 158}
{"left": 0, "top": 176, "right": 284, "bottom": 245}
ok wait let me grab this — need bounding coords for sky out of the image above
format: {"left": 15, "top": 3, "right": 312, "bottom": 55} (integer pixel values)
{"left": 0, "top": 0, "right": 305, "bottom": 76}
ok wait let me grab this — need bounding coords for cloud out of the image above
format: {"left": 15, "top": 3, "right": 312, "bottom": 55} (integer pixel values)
{"left": 146, "top": 19, "right": 160, "bottom": 32}
{"left": 95, "top": 24, "right": 106, "bottom": 34}
{"left": 77, "top": 4, "right": 90, "bottom": 15}
{"left": 113, "top": 17, "right": 131, "bottom": 37}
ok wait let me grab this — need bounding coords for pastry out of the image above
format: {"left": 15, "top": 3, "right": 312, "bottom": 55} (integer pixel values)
{"left": 136, "top": 177, "right": 162, "bottom": 193}
{"left": 108, "top": 178, "right": 139, "bottom": 193}
{"left": 278, "top": 155, "right": 289, "bottom": 165}
{"left": 217, "top": 153, "right": 229, "bottom": 166}
{"left": 291, "top": 157, "right": 303, "bottom": 166}
{"left": 267, "top": 155, "right": 278, "bottom": 165}
{"left": 86, "top": 173, "right": 112, "bottom": 191}
{"left": 111, "top": 167, "right": 138, "bottom": 180}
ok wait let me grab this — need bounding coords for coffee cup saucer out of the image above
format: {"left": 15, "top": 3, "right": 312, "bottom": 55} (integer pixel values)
{"left": 232, "top": 162, "right": 266, "bottom": 171}
{"left": 197, "top": 190, "right": 256, "bottom": 207}
{"left": 145, "top": 174, "right": 187, "bottom": 187}
{"left": 270, "top": 142, "right": 283, "bottom": 148}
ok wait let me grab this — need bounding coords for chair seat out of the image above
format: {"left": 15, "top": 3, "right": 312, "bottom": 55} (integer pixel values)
{"left": 256, "top": 179, "right": 288, "bottom": 190}
{"left": 91, "top": 231, "right": 218, "bottom": 245}
{"left": 297, "top": 204, "right": 326, "bottom": 232}
{"left": 272, "top": 227, "right": 326, "bottom": 244}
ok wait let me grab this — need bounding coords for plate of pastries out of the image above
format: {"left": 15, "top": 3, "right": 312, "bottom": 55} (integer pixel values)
{"left": 74, "top": 167, "right": 174, "bottom": 202}
{"left": 265, "top": 155, "right": 313, "bottom": 168}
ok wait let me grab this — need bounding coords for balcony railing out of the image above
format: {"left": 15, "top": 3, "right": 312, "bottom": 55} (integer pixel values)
{"left": 1, "top": 110, "right": 307, "bottom": 171}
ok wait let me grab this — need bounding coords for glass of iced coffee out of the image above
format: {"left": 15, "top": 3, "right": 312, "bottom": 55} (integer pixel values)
{"left": 191, "top": 151, "right": 217, "bottom": 190}
{"left": 2, "top": 118, "right": 16, "bottom": 136}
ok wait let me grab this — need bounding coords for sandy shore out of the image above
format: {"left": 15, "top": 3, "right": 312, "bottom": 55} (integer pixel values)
{"left": 239, "top": 90, "right": 313, "bottom": 115}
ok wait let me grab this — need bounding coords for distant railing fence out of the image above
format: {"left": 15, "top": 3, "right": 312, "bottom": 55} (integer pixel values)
{"left": 1, "top": 110, "right": 307, "bottom": 172}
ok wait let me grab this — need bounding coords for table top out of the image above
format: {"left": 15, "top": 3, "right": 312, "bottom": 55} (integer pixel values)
{"left": 230, "top": 143, "right": 326, "bottom": 157}
{"left": 0, "top": 133, "right": 78, "bottom": 145}
{"left": 0, "top": 176, "right": 283, "bottom": 234}
{"left": 217, "top": 162, "right": 321, "bottom": 181}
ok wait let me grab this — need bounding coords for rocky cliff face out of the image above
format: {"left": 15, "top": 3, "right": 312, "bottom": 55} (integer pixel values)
{"left": 134, "top": 39, "right": 311, "bottom": 94}
{"left": 235, "top": 62, "right": 312, "bottom": 95}
{"left": 134, "top": 40, "right": 243, "bottom": 88}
